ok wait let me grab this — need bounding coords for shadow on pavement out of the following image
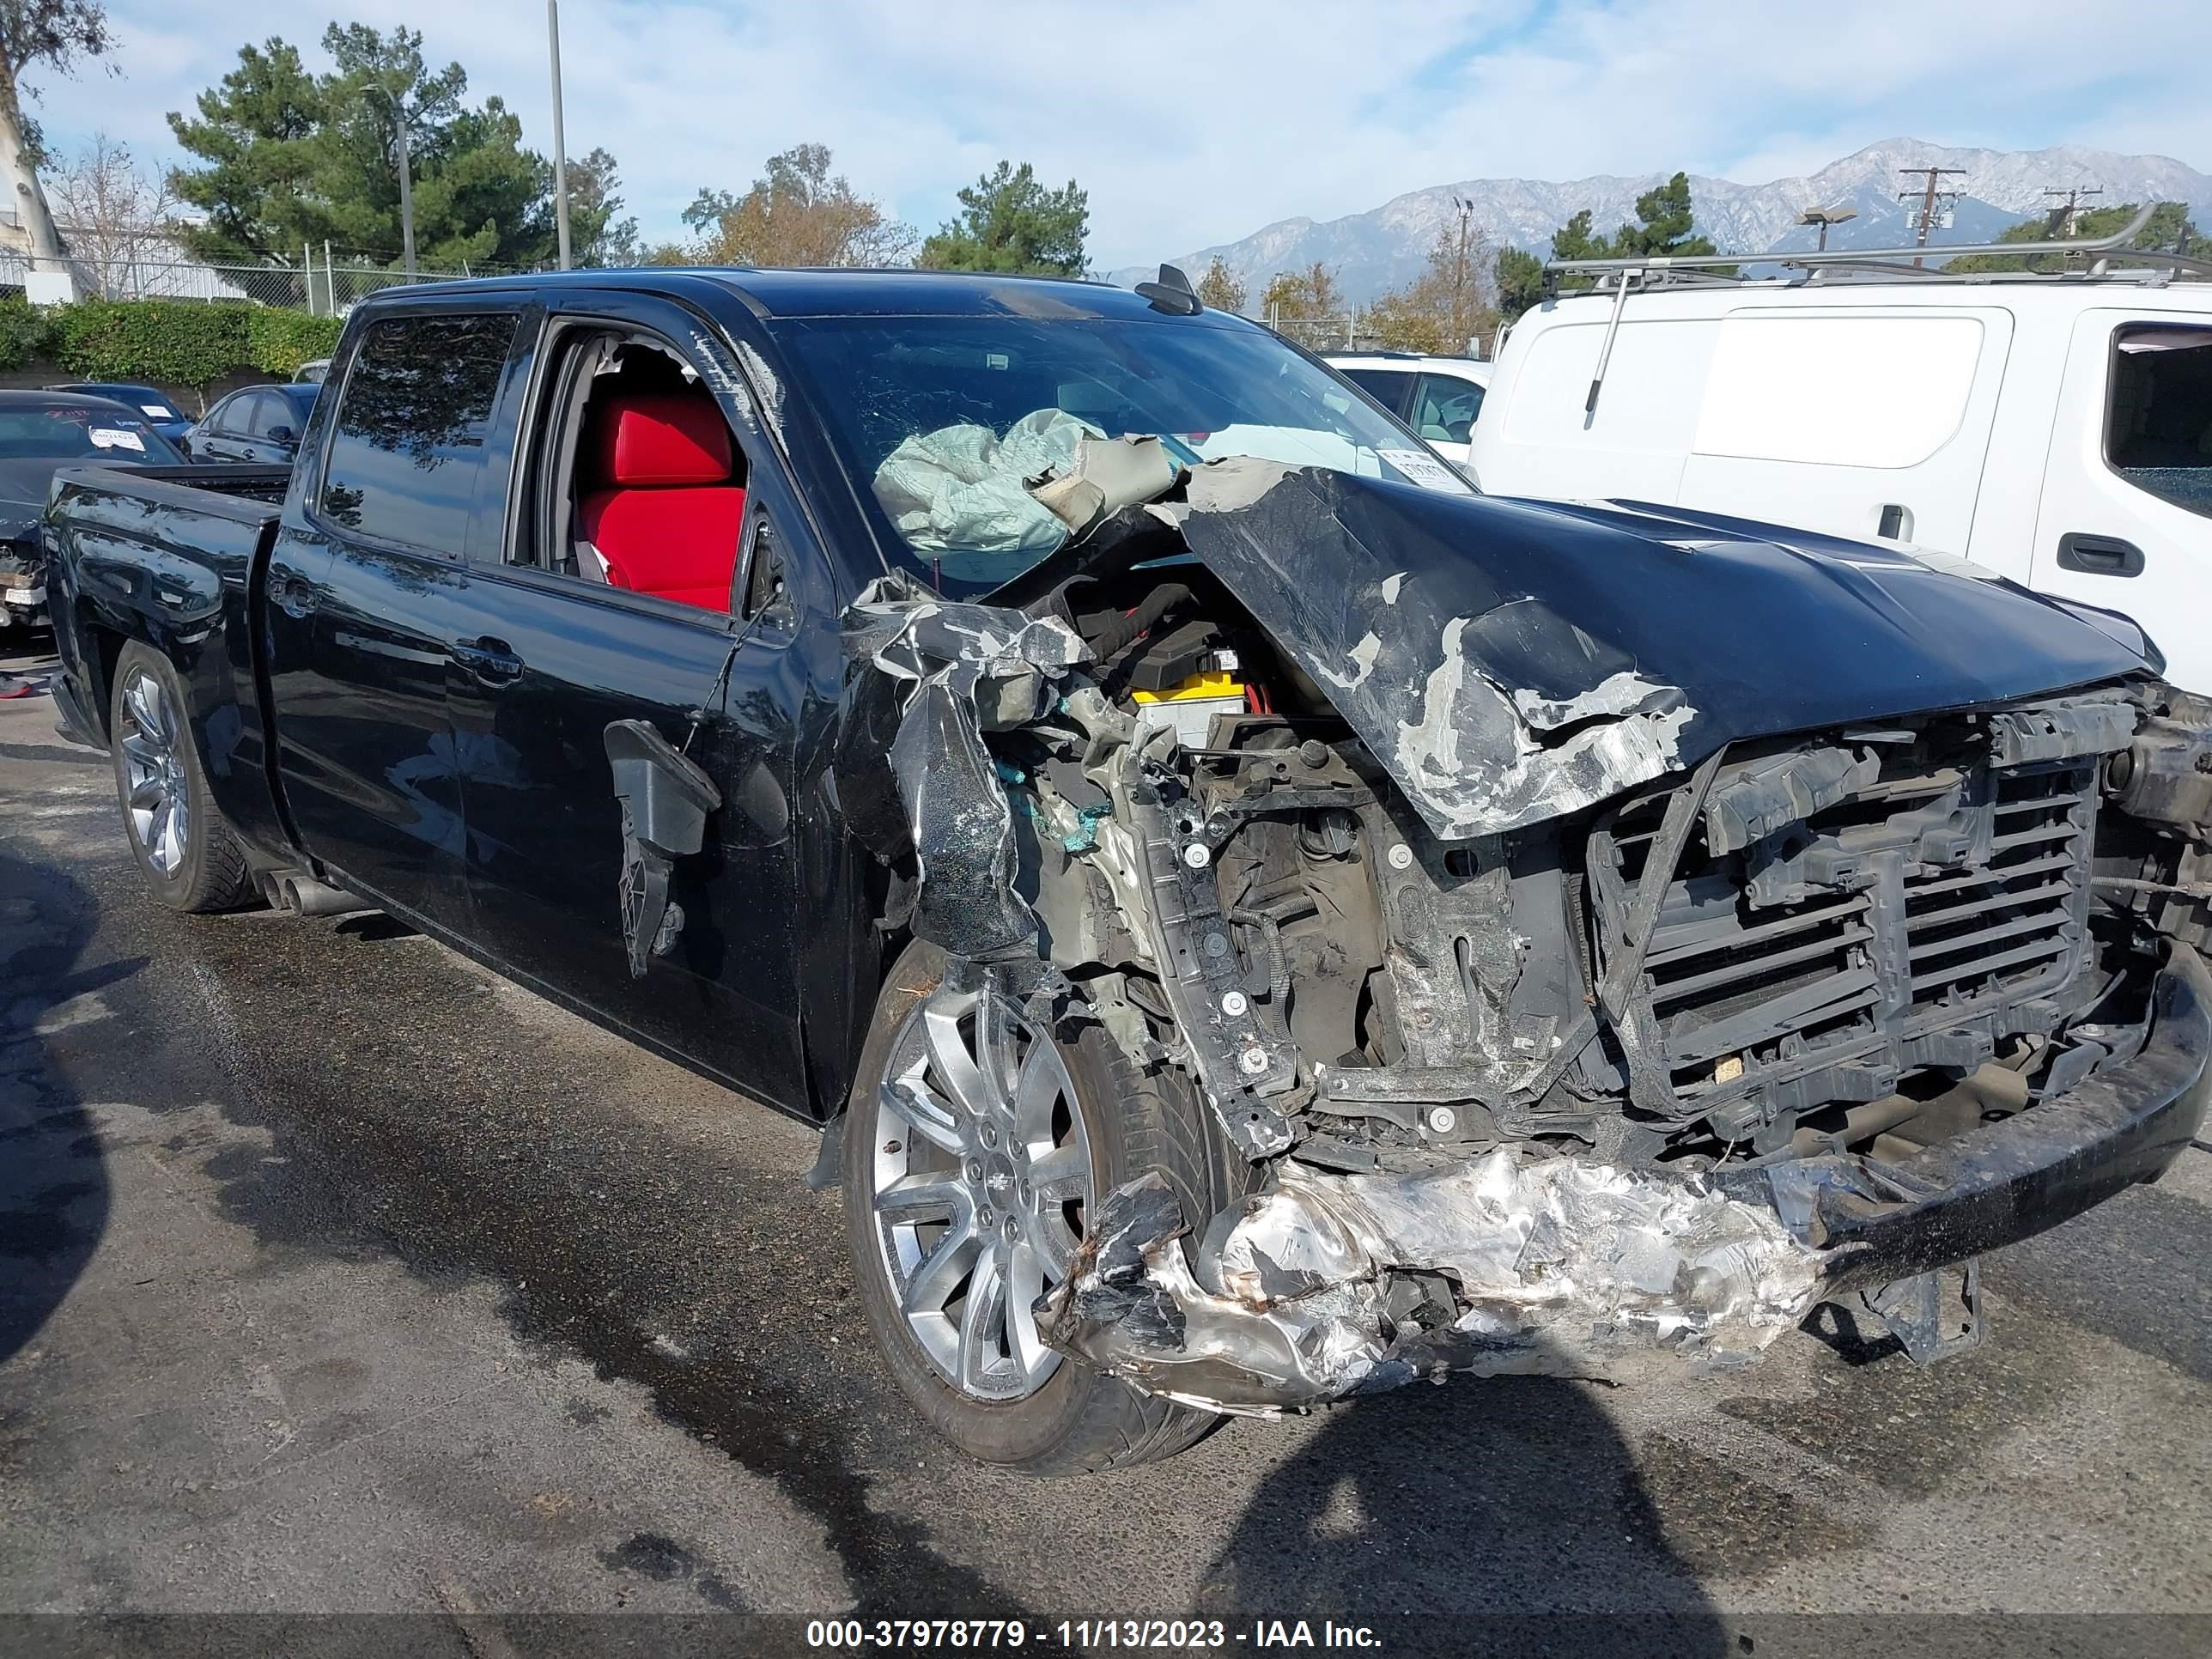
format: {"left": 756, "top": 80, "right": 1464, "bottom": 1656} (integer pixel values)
{"left": 0, "top": 842, "right": 123, "bottom": 1366}
{"left": 1196, "top": 1376, "right": 1725, "bottom": 1656}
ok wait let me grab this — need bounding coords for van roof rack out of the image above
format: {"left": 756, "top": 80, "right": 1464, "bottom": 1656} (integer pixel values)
{"left": 1543, "top": 205, "right": 2210, "bottom": 420}
{"left": 1545, "top": 204, "right": 2212, "bottom": 291}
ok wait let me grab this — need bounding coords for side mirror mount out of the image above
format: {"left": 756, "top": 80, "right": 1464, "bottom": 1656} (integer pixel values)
{"left": 267, "top": 425, "right": 296, "bottom": 444}
{"left": 604, "top": 719, "right": 722, "bottom": 977}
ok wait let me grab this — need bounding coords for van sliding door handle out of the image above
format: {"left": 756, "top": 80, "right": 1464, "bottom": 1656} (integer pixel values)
{"left": 2057, "top": 532, "right": 2145, "bottom": 577}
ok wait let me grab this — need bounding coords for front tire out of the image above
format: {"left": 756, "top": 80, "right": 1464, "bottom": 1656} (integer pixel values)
{"left": 842, "top": 941, "right": 1237, "bottom": 1475}
{"left": 108, "top": 641, "right": 253, "bottom": 914}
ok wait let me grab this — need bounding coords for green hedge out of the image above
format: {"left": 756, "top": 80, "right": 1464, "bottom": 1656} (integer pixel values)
{"left": 0, "top": 296, "right": 55, "bottom": 371}
{"left": 0, "top": 295, "right": 343, "bottom": 387}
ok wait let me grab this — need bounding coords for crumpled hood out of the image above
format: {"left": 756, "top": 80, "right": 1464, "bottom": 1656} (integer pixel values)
{"left": 1158, "top": 464, "right": 2152, "bottom": 838}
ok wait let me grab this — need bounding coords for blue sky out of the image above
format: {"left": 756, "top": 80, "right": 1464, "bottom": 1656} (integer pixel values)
{"left": 25, "top": 0, "right": 2212, "bottom": 269}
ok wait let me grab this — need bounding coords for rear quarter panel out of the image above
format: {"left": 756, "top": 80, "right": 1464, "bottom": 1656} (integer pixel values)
{"left": 50, "top": 468, "right": 291, "bottom": 854}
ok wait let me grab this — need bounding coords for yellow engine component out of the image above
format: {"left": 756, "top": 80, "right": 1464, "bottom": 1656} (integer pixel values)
{"left": 1130, "top": 670, "right": 1244, "bottom": 704}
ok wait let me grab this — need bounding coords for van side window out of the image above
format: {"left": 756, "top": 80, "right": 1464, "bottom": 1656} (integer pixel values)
{"left": 319, "top": 313, "right": 519, "bottom": 553}
{"left": 2108, "top": 325, "right": 2212, "bottom": 520}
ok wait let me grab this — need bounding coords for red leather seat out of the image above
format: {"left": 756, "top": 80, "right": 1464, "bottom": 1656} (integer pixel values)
{"left": 576, "top": 390, "right": 744, "bottom": 612}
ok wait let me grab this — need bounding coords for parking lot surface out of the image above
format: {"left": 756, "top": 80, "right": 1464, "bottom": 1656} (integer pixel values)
{"left": 3, "top": 641, "right": 2209, "bottom": 1656}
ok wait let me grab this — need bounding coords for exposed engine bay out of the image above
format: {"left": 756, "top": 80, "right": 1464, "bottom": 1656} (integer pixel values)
{"left": 838, "top": 452, "right": 2212, "bottom": 1414}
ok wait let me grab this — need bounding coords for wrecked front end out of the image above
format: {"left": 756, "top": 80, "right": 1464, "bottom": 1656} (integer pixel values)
{"left": 842, "top": 459, "right": 2212, "bottom": 1414}
{"left": 0, "top": 517, "right": 48, "bottom": 632}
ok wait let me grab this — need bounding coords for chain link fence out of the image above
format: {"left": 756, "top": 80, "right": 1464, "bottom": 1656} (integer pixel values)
{"left": 0, "top": 248, "right": 531, "bottom": 313}
{"left": 1263, "top": 311, "right": 1482, "bottom": 356}
{"left": 1266, "top": 312, "right": 1367, "bottom": 354}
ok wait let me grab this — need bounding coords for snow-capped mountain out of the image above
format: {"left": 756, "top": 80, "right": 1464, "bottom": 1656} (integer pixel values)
{"left": 1109, "top": 139, "right": 2212, "bottom": 306}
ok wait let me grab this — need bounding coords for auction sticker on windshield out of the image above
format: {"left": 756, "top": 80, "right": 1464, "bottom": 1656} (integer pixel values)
{"left": 90, "top": 428, "right": 146, "bottom": 451}
{"left": 1378, "top": 447, "right": 1473, "bottom": 492}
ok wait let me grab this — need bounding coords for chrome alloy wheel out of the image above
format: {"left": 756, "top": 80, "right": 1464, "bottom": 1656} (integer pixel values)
{"left": 870, "top": 985, "right": 1095, "bottom": 1401}
{"left": 118, "top": 668, "right": 190, "bottom": 877}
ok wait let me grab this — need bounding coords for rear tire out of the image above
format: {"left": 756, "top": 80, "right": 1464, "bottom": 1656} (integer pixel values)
{"left": 842, "top": 941, "right": 1242, "bottom": 1475}
{"left": 108, "top": 641, "right": 253, "bottom": 914}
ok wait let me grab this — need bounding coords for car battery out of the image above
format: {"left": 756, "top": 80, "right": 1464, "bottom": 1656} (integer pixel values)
{"left": 1131, "top": 658, "right": 1245, "bottom": 750}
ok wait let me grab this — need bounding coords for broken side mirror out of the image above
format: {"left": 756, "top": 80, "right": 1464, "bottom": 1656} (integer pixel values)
{"left": 741, "top": 517, "right": 798, "bottom": 632}
{"left": 605, "top": 719, "right": 722, "bottom": 978}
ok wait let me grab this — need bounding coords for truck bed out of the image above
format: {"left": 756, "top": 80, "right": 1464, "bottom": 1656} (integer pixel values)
{"left": 45, "top": 464, "right": 295, "bottom": 781}
{"left": 52, "top": 462, "right": 292, "bottom": 520}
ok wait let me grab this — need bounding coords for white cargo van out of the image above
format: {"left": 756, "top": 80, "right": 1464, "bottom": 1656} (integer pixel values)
{"left": 1469, "top": 214, "right": 2212, "bottom": 686}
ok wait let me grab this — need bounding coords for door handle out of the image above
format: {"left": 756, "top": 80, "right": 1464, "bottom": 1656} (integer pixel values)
{"left": 2056, "top": 532, "right": 2145, "bottom": 577}
{"left": 451, "top": 635, "right": 524, "bottom": 684}
{"left": 272, "top": 572, "right": 317, "bottom": 619}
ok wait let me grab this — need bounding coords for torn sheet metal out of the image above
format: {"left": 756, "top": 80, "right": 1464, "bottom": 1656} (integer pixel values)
{"left": 1158, "top": 462, "right": 1698, "bottom": 840}
{"left": 1128, "top": 461, "right": 2153, "bottom": 840}
{"left": 1041, "top": 1152, "right": 1827, "bottom": 1413}
{"left": 841, "top": 586, "right": 1090, "bottom": 958}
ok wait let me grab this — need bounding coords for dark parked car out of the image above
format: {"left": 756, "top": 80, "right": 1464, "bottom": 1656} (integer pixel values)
{"left": 41, "top": 270, "right": 2212, "bottom": 1476}
{"left": 0, "top": 391, "right": 185, "bottom": 635}
{"left": 183, "top": 381, "right": 319, "bottom": 464}
{"left": 45, "top": 381, "right": 194, "bottom": 447}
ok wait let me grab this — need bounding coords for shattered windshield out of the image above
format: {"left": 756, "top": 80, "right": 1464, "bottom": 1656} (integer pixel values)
{"left": 769, "top": 312, "right": 1464, "bottom": 592}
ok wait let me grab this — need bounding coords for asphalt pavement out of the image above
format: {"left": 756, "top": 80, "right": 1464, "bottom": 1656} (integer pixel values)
{"left": 2, "top": 637, "right": 2209, "bottom": 1657}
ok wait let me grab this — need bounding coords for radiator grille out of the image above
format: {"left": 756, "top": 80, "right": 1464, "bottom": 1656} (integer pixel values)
{"left": 1608, "top": 757, "right": 2098, "bottom": 1121}
{"left": 1903, "top": 768, "right": 2087, "bottom": 1012}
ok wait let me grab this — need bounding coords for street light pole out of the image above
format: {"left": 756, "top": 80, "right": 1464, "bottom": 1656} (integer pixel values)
{"left": 547, "top": 0, "right": 573, "bottom": 270}
{"left": 1449, "top": 194, "right": 1477, "bottom": 352}
{"left": 393, "top": 104, "right": 416, "bottom": 277}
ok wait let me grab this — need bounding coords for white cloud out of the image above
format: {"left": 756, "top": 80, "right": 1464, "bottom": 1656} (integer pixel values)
{"left": 20, "top": 0, "right": 2211, "bottom": 270}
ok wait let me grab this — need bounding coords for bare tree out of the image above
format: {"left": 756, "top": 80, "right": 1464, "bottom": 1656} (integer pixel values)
{"left": 0, "top": 2, "right": 116, "bottom": 271}
{"left": 47, "top": 132, "right": 176, "bottom": 295}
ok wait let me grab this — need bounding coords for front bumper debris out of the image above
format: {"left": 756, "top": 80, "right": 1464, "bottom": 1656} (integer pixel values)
{"left": 1745, "top": 942, "right": 2212, "bottom": 1292}
{"left": 1041, "top": 947, "right": 2212, "bottom": 1415}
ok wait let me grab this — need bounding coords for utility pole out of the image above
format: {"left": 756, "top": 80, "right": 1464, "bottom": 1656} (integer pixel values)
{"left": 2041, "top": 185, "right": 2103, "bottom": 238}
{"left": 547, "top": 0, "right": 573, "bottom": 270}
{"left": 1898, "top": 167, "right": 1966, "bottom": 267}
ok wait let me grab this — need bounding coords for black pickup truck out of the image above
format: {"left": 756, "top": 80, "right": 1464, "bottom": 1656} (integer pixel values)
{"left": 43, "top": 268, "right": 2212, "bottom": 1474}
